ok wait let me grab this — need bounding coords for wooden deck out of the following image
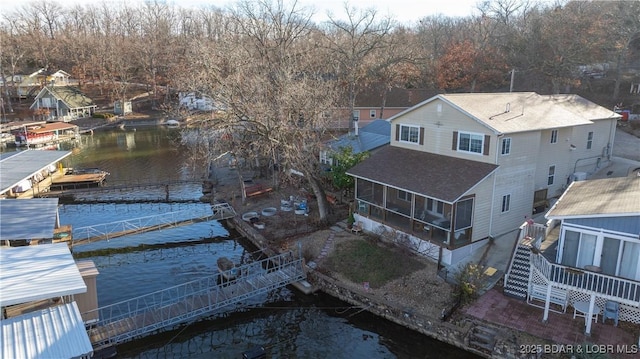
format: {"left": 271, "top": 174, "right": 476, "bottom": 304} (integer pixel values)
{"left": 50, "top": 172, "right": 108, "bottom": 190}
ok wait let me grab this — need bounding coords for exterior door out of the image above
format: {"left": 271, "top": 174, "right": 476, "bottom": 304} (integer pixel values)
{"left": 600, "top": 237, "right": 620, "bottom": 276}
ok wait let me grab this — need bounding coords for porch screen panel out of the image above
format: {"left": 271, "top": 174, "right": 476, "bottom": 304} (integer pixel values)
{"left": 356, "top": 179, "right": 374, "bottom": 203}
{"left": 414, "top": 195, "right": 426, "bottom": 221}
{"left": 619, "top": 241, "right": 640, "bottom": 281}
{"left": 576, "top": 233, "right": 597, "bottom": 269}
{"left": 600, "top": 237, "right": 620, "bottom": 276}
{"left": 372, "top": 183, "right": 384, "bottom": 205}
{"left": 386, "top": 187, "right": 411, "bottom": 216}
{"left": 454, "top": 198, "right": 473, "bottom": 230}
{"left": 561, "top": 230, "right": 579, "bottom": 267}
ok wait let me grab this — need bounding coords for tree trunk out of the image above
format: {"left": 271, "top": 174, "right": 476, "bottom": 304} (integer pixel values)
{"left": 307, "top": 175, "right": 329, "bottom": 224}
{"left": 612, "top": 52, "right": 622, "bottom": 101}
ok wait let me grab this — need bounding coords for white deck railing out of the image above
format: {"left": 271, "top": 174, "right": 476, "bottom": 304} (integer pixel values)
{"left": 530, "top": 253, "right": 640, "bottom": 306}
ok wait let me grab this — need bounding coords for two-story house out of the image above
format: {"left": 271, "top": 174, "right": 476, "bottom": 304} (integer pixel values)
{"left": 346, "top": 92, "right": 620, "bottom": 267}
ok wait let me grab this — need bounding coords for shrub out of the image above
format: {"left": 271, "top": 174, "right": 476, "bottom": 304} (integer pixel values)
{"left": 93, "top": 112, "right": 116, "bottom": 119}
{"left": 453, "top": 263, "right": 487, "bottom": 305}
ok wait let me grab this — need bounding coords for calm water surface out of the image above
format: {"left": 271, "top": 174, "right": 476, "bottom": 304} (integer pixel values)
{"left": 53, "top": 128, "right": 479, "bottom": 359}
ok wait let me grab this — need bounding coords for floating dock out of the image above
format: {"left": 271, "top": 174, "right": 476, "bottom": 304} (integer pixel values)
{"left": 49, "top": 170, "right": 109, "bottom": 191}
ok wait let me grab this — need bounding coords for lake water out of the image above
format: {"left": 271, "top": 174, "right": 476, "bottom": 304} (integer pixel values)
{"left": 51, "top": 127, "right": 479, "bottom": 358}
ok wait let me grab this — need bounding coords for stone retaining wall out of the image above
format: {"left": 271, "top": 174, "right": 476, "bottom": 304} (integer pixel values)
{"left": 231, "top": 216, "right": 523, "bottom": 359}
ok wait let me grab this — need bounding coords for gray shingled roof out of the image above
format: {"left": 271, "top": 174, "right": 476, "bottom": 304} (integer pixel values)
{"left": 546, "top": 176, "right": 640, "bottom": 218}
{"left": 347, "top": 146, "right": 498, "bottom": 203}
{"left": 33, "top": 86, "right": 95, "bottom": 109}
{"left": 394, "top": 92, "right": 620, "bottom": 135}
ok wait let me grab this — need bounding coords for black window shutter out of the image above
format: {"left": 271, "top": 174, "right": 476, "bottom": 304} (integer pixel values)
{"left": 484, "top": 135, "right": 490, "bottom": 155}
{"left": 395, "top": 124, "right": 400, "bottom": 141}
{"left": 419, "top": 127, "right": 425, "bottom": 145}
{"left": 452, "top": 131, "right": 458, "bottom": 150}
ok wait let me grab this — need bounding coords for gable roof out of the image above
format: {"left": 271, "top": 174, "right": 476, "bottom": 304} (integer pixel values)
{"left": 347, "top": 146, "right": 498, "bottom": 203}
{"left": 30, "top": 86, "right": 95, "bottom": 109}
{"left": 391, "top": 92, "right": 620, "bottom": 135}
{"left": 328, "top": 119, "right": 391, "bottom": 154}
{"left": 546, "top": 175, "right": 640, "bottom": 219}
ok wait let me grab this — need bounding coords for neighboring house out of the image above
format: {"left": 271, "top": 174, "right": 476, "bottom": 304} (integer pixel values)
{"left": 48, "top": 69, "right": 72, "bottom": 86}
{"left": 548, "top": 175, "right": 640, "bottom": 282}
{"left": 320, "top": 119, "right": 391, "bottom": 166}
{"left": 347, "top": 92, "right": 620, "bottom": 266}
{"left": 353, "top": 87, "right": 434, "bottom": 126}
{"left": 16, "top": 68, "right": 47, "bottom": 98}
{"left": 503, "top": 174, "right": 640, "bottom": 334}
{"left": 30, "top": 86, "right": 96, "bottom": 122}
{"left": 16, "top": 69, "right": 74, "bottom": 98}
{"left": 179, "top": 92, "right": 222, "bottom": 111}
{"left": 329, "top": 87, "right": 434, "bottom": 130}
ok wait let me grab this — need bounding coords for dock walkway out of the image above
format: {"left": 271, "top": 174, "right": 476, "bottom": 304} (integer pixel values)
{"left": 86, "top": 250, "right": 305, "bottom": 350}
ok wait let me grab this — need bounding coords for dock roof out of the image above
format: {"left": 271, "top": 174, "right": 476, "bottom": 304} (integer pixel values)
{"left": 0, "top": 243, "right": 87, "bottom": 307}
{"left": 0, "top": 150, "right": 71, "bottom": 195}
{"left": 1, "top": 302, "right": 93, "bottom": 359}
{"left": 0, "top": 198, "right": 60, "bottom": 241}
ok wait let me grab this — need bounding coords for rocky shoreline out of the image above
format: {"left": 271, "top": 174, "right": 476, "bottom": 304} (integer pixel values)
{"left": 226, "top": 196, "right": 530, "bottom": 359}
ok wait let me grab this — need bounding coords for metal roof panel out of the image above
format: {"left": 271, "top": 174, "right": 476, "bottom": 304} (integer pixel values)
{"left": 0, "top": 150, "right": 71, "bottom": 195}
{"left": 0, "top": 243, "right": 87, "bottom": 307}
{"left": 1, "top": 302, "right": 93, "bottom": 359}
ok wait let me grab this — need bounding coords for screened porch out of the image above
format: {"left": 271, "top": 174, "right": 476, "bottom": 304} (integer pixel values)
{"left": 354, "top": 178, "right": 473, "bottom": 249}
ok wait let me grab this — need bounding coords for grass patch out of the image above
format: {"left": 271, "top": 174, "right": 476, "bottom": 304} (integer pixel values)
{"left": 326, "top": 239, "right": 425, "bottom": 288}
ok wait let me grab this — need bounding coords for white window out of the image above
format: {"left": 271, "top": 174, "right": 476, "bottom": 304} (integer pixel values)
{"left": 370, "top": 110, "right": 376, "bottom": 118}
{"left": 319, "top": 151, "right": 333, "bottom": 165}
{"left": 400, "top": 125, "right": 420, "bottom": 144}
{"left": 501, "top": 138, "right": 511, "bottom": 155}
{"left": 458, "top": 132, "right": 484, "bottom": 154}
{"left": 548, "top": 165, "right": 555, "bottom": 185}
{"left": 586, "top": 131, "right": 593, "bottom": 149}
{"left": 501, "top": 194, "right": 511, "bottom": 213}
{"left": 550, "top": 129, "right": 558, "bottom": 144}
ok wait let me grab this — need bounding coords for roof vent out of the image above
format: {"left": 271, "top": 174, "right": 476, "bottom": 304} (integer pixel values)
{"left": 506, "top": 103, "right": 510, "bottom": 112}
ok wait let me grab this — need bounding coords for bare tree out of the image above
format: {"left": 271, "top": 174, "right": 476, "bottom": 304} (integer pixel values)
{"left": 598, "top": 1, "right": 640, "bottom": 101}
{"left": 180, "top": 0, "right": 341, "bottom": 223}
{"left": 322, "top": 4, "right": 393, "bottom": 132}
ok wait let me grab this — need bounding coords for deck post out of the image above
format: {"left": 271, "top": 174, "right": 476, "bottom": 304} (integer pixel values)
{"left": 542, "top": 283, "right": 552, "bottom": 322}
{"left": 585, "top": 294, "right": 596, "bottom": 335}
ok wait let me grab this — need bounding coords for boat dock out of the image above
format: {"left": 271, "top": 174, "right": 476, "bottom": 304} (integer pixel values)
{"left": 85, "top": 249, "right": 306, "bottom": 350}
{"left": 49, "top": 170, "right": 109, "bottom": 191}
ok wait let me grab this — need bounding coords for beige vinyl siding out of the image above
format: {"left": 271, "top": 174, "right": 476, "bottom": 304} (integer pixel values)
{"left": 463, "top": 176, "right": 493, "bottom": 242}
{"left": 534, "top": 127, "right": 574, "bottom": 197}
{"left": 569, "top": 119, "right": 617, "bottom": 173}
{"left": 391, "top": 100, "right": 496, "bottom": 163}
{"left": 492, "top": 131, "right": 540, "bottom": 235}
{"left": 492, "top": 164, "right": 537, "bottom": 235}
